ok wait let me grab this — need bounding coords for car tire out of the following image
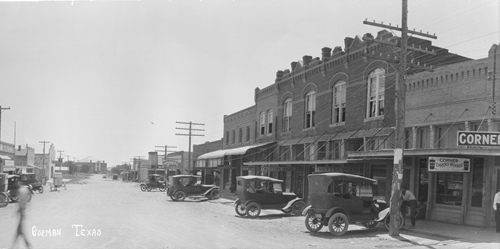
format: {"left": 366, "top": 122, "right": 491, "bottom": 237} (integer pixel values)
{"left": 174, "top": 191, "right": 187, "bottom": 201}
{"left": 209, "top": 190, "right": 220, "bottom": 200}
{"left": 159, "top": 185, "right": 166, "bottom": 192}
{"left": 169, "top": 194, "right": 178, "bottom": 202}
{"left": 361, "top": 220, "right": 379, "bottom": 229}
{"left": 140, "top": 185, "right": 147, "bottom": 192}
{"left": 328, "top": 213, "right": 349, "bottom": 236}
{"left": 235, "top": 202, "right": 246, "bottom": 216}
{"left": 383, "top": 212, "right": 404, "bottom": 231}
{"left": 305, "top": 212, "right": 323, "bottom": 233}
{"left": 146, "top": 187, "right": 152, "bottom": 192}
{"left": 38, "top": 187, "right": 44, "bottom": 194}
{"left": 0, "top": 194, "right": 8, "bottom": 208}
{"left": 245, "top": 202, "right": 261, "bottom": 217}
{"left": 291, "top": 201, "right": 306, "bottom": 216}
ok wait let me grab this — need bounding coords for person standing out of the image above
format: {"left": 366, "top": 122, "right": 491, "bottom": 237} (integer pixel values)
{"left": 11, "top": 185, "right": 31, "bottom": 249}
{"left": 401, "top": 186, "right": 417, "bottom": 229}
{"left": 494, "top": 190, "right": 500, "bottom": 233}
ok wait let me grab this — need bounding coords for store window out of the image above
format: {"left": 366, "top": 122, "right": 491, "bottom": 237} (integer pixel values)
{"left": 471, "top": 158, "right": 484, "bottom": 208}
{"left": 329, "top": 140, "right": 341, "bottom": 159}
{"left": 371, "top": 164, "right": 387, "bottom": 200}
{"left": 436, "top": 172, "right": 463, "bottom": 206}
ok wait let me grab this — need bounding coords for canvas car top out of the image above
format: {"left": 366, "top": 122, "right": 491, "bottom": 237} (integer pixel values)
{"left": 237, "top": 175, "right": 283, "bottom": 182}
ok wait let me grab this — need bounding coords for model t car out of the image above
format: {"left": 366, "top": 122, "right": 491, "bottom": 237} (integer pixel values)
{"left": 140, "top": 174, "right": 166, "bottom": 192}
{"left": 19, "top": 173, "right": 44, "bottom": 193}
{"left": 302, "top": 173, "right": 403, "bottom": 236}
{"left": 234, "top": 175, "right": 306, "bottom": 217}
{"left": 0, "top": 174, "right": 33, "bottom": 207}
{"left": 167, "top": 175, "right": 220, "bottom": 201}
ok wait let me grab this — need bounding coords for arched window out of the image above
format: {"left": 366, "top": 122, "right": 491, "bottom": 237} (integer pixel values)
{"left": 267, "top": 109, "right": 273, "bottom": 134}
{"left": 305, "top": 91, "right": 316, "bottom": 128}
{"left": 260, "top": 112, "right": 266, "bottom": 135}
{"left": 367, "top": 68, "right": 385, "bottom": 118}
{"left": 283, "top": 98, "right": 292, "bottom": 132}
{"left": 332, "top": 81, "right": 346, "bottom": 124}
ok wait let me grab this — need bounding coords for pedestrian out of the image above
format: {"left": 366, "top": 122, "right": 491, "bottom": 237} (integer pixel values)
{"left": 401, "top": 185, "right": 417, "bottom": 229}
{"left": 493, "top": 190, "right": 500, "bottom": 233}
{"left": 11, "top": 185, "right": 31, "bottom": 249}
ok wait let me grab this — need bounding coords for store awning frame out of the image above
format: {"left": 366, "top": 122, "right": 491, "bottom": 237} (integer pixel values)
{"left": 197, "top": 142, "right": 274, "bottom": 160}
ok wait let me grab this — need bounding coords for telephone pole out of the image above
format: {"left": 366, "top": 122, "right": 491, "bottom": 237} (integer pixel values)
{"left": 155, "top": 145, "right": 177, "bottom": 163}
{"left": 57, "top": 150, "right": 64, "bottom": 173}
{"left": 176, "top": 121, "right": 204, "bottom": 174}
{"left": 0, "top": 106, "right": 11, "bottom": 173}
{"left": 364, "top": 0, "right": 436, "bottom": 236}
{"left": 39, "top": 140, "right": 50, "bottom": 184}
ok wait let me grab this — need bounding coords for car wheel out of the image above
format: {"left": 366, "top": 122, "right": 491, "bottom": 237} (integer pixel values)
{"left": 210, "top": 190, "right": 220, "bottom": 200}
{"left": 159, "top": 185, "right": 166, "bottom": 192}
{"left": 305, "top": 212, "right": 323, "bottom": 233}
{"left": 174, "top": 191, "right": 187, "bottom": 201}
{"left": 291, "top": 201, "right": 306, "bottom": 216}
{"left": 38, "top": 187, "right": 44, "bottom": 194}
{"left": 147, "top": 187, "right": 152, "bottom": 192}
{"left": 384, "top": 212, "right": 404, "bottom": 230}
{"left": 169, "top": 194, "right": 178, "bottom": 202}
{"left": 235, "top": 202, "right": 246, "bottom": 216}
{"left": 140, "top": 185, "right": 147, "bottom": 192}
{"left": 361, "top": 220, "right": 379, "bottom": 229}
{"left": 328, "top": 213, "right": 349, "bottom": 236}
{"left": 245, "top": 202, "right": 261, "bottom": 217}
{"left": 0, "top": 194, "right": 8, "bottom": 208}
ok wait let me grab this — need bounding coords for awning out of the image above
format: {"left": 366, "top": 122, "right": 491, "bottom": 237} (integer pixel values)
{"left": 0, "top": 155, "right": 12, "bottom": 160}
{"left": 197, "top": 142, "right": 274, "bottom": 160}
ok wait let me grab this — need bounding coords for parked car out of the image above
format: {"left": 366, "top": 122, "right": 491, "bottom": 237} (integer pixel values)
{"left": 19, "top": 173, "right": 44, "bottom": 193}
{"left": 102, "top": 175, "right": 107, "bottom": 179}
{"left": 302, "top": 172, "right": 403, "bottom": 236}
{"left": 234, "top": 175, "right": 306, "bottom": 217}
{"left": 140, "top": 174, "right": 166, "bottom": 192}
{"left": 0, "top": 175, "right": 33, "bottom": 207}
{"left": 167, "top": 175, "right": 220, "bottom": 201}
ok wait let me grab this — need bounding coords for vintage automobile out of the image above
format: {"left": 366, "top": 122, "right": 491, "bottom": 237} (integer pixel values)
{"left": 140, "top": 174, "right": 166, "bottom": 192}
{"left": 302, "top": 173, "right": 403, "bottom": 236}
{"left": 0, "top": 174, "right": 33, "bottom": 207}
{"left": 112, "top": 174, "right": 118, "bottom": 180}
{"left": 234, "top": 175, "right": 306, "bottom": 217}
{"left": 167, "top": 175, "right": 220, "bottom": 201}
{"left": 19, "top": 173, "right": 44, "bottom": 193}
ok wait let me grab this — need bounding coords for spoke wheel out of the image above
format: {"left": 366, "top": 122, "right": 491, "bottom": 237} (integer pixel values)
{"left": 291, "top": 201, "right": 306, "bottom": 216}
{"left": 169, "top": 194, "right": 178, "bottom": 201}
{"left": 140, "top": 185, "right": 147, "bottom": 192}
{"left": 361, "top": 220, "right": 379, "bottom": 229}
{"left": 174, "top": 191, "right": 187, "bottom": 201}
{"left": 147, "top": 187, "right": 152, "bottom": 192}
{"left": 159, "top": 185, "right": 166, "bottom": 192}
{"left": 235, "top": 203, "right": 246, "bottom": 216}
{"left": 305, "top": 212, "right": 324, "bottom": 233}
{"left": 210, "top": 190, "right": 220, "bottom": 200}
{"left": 0, "top": 194, "right": 8, "bottom": 208}
{"left": 245, "top": 202, "right": 261, "bottom": 217}
{"left": 39, "top": 187, "right": 44, "bottom": 194}
{"left": 328, "top": 213, "right": 349, "bottom": 236}
{"left": 384, "top": 212, "right": 404, "bottom": 230}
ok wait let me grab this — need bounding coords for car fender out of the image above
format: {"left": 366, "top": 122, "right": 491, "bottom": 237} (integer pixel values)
{"left": 202, "top": 186, "right": 220, "bottom": 196}
{"left": 281, "top": 197, "right": 303, "bottom": 212}
{"left": 243, "top": 199, "right": 259, "bottom": 207}
{"left": 325, "top": 207, "right": 349, "bottom": 219}
{"left": 376, "top": 207, "right": 390, "bottom": 222}
{"left": 233, "top": 198, "right": 241, "bottom": 206}
{"left": 302, "top": 205, "right": 312, "bottom": 216}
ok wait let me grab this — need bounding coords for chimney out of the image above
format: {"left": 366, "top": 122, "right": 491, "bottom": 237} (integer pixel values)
{"left": 275, "top": 70, "right": 284, "bottom": 83}
{"left": 322, "top": 47, "right": 332, "bottom": 62}
{"left": 302, "top": 55, "right": 312, "bottom": 67}
{"left": 331, "top": 46, "right": 343, "bottom": 58}
{"left": 344, "top": 37, "right": 354, "bottom": 53}
{"left": 291, "top": 61, "right": 298, "bottom": 72}
{"left": 362, "top": 33, "right": 374, "bottom": 45}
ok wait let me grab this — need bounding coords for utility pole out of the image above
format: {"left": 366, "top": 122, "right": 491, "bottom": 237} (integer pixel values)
{"left": 176, "top": 121, "right": 204, "bottom": 174}
{"left": 364, "top": 0, "right": 436, "bottom": 236}
{"left": 39, "top": 140, "right": 50, "bottom": 184}
{"left": 0, "top": 106, "right": 10, "bottom": 173}
{"left": 155, "top": 145, "right": 177, "bottom": 164}
{"left": 134, "top": 156, "right": 144, "bottom": 182}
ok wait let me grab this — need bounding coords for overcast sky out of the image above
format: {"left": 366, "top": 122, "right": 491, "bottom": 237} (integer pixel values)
{"left": 0, "top": 0, "right": 498, "bottom": 167}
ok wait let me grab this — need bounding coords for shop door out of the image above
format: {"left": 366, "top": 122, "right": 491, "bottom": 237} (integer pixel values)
{"left": 491, "top": 167, "right": 500, "bottom": 227}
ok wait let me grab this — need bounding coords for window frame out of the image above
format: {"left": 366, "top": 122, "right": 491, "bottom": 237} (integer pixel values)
{"left": 283, "top": 98, "right": 292, "bottom": 133}
{"left": 332, "top": 81, "right": 346, "bottom": 124}
{"left": 366, "top": 68, "right": 385, "bottom": 118}
{"left": 260, "top": 111, "right": 266, "bottom": 135}
{"left": 305, "top": 91, "right": 316, "bottom": 129}
{"left": 267, "top": 109, "right": 273, "bottom": 134}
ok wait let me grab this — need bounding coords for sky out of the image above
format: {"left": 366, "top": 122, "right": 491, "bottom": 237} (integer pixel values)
{"left": 0, "top": 0, "right": 498, "bottom": 167}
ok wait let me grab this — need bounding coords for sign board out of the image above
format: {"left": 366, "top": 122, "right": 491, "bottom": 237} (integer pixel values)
{"left": 457, "top": 131, "right": 500, "bottom": 146}
{"left": 428, "top": 156, "right": 470, "bottom": 172}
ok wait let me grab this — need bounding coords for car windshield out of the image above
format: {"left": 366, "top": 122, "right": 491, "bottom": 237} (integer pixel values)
{"left": 327, "top": 180, "right": 373, "bottom": 198}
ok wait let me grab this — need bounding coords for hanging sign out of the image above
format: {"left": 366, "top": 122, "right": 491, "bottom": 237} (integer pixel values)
{"left": 457, "top": 131, "right": 500, "bottom": 146}
{"left": 428, "top": 156, "right": 470, "bottom": 172}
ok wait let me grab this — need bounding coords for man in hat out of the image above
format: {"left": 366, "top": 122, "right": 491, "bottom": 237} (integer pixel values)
{"left": 494, "top": 190, "right": 500, "bottom": 233}
{"left": 401, "top": 185, "right": 417, "bottom": 229}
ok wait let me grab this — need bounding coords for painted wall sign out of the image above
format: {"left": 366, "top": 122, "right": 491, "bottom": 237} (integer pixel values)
{"left": 457, "top": 131, "right": 500, "bottom": 146}
{"left": 428, "top": 156, "right": 470, "bottom": 172}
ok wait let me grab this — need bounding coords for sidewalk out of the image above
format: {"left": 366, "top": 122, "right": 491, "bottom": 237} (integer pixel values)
{"left": 219, "top": 190, "right": 499, "bottom": 245}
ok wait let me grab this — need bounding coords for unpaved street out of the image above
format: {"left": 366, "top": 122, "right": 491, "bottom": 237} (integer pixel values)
{"left": 0, "top": 175, "right": 476, "bottom": 249}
